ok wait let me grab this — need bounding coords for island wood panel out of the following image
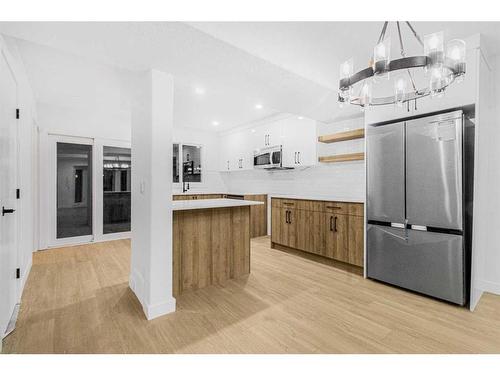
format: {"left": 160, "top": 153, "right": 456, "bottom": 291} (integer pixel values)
{"left": 244, "top": 194, "right": 268, "bottom": 238}
{"left": 173, "top": 206, "right": 250, "bottom": 297}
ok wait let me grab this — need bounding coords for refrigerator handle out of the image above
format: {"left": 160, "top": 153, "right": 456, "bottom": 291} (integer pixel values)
{"left": 404, "top": 218, "right": 409, "bottom": 241}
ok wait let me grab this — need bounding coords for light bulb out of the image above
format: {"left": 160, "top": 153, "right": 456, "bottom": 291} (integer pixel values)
{"left": 394, "top": 77, "right": 407, "bottom": 107}
{"left": 340, "top": 58, "right": 353, "bottom": 80}
{"left": 359, "top": 81, "right": 372, "bottom": 108}
{"left": 446, "top": 39, "right": 466, "bottom": 78}
{"left": 429, "top": 67, "right": 447, "bottom": 97}
{"left": 424, "top": 31, "right": 444, "bottom": 68}
{"left": 373, "top": 38, "right": 391, "bottom": 80}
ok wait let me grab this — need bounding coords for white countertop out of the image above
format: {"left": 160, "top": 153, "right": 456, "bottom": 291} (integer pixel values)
{"left": 172, "top": 198, "right": 264, "bottom": 211}
{"left": 172, "top": 192, "right": 267, "bottom": 196}
{"left": 269, "top": 194, "right": 365, "bottom": 204}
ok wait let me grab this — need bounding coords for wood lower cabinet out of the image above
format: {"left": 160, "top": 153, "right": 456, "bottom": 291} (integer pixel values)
{"left": 271, "top": 198, "right": 364, "bottom": 269}
{"left": 325, "top": 213, "right": 348, "bottom": 263}
{"left": 347, "top": 215, "right": 364, "bottom": 267}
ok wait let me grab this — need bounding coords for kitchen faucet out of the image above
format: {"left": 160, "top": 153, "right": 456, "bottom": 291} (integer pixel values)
{"left": 182, "top": 181, "right": 190, "bottom": 193}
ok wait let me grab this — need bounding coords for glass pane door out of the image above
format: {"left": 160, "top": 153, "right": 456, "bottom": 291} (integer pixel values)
{"left": 103, "top": 146, "right": 131, "bottom": 234}
{"left": 56, "top": 142, "right": 93, "bottom": 239}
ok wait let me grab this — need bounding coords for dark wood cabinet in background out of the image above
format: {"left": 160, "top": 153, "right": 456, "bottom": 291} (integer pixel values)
{"left": 271, "top": 198, "right": 364, "bottom": 269}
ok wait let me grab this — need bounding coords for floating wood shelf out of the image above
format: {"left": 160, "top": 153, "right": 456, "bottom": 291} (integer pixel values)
{"left": 319, "top": 152, "right": 365, "bottom": 163}
{"left": 318, "top": 128, "right": 365, "bottom": 143}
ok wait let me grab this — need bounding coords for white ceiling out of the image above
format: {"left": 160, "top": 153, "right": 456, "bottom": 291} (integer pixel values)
{"left": 1, "top": 21, "right": 499, "bottom": 131}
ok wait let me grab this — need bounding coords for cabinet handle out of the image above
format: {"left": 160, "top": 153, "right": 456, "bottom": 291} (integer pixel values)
{"left": 283, "top": 202, "right": 294, "bottom": 206}
{"left": 326, "top": 206, "right": 342, "bottom": 210}
{"left": 334, "top": 216, "right": 338, "bottom": 232}
{"left": 285, "top": 210, "right": 289, "bottom": 224}
{"left": 294, "top": 152, "right": 297, "bottom": 164}
{"left": 227, "top": 160, "right": 229, "bottom": 170}
{"left": 298, "top": 152, "right": 301, "bottom": 164}
{"left": 288, "top": 211, "right": 292, "bottom": 224}
{"left": 329, "top": 216, "right": 333, "bottom": 231}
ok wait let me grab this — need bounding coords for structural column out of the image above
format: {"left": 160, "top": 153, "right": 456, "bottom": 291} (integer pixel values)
{"left": 129, "top": 69, "right": 175, "bottom": 319}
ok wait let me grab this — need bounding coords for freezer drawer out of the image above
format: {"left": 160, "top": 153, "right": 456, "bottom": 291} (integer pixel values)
{"left": 366, "top": 122, "right": 405, "bottom": 224}
{"left": 367, "top": 224, "right": 465, "bottom": 305}
{"left": 406, "top": 111, "right": 463, "bottom": 230}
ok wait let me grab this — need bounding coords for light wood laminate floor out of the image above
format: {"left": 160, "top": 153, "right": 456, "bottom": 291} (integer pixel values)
{"left": 3, "top": 236, "right": 500, "bottom": 353}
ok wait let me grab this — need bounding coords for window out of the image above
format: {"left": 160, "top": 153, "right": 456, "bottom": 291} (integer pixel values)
{"left": 173, "top": 143, "right": 202, "bottom": 184}
{"left": 103, "top": 146, "right": 131, "bottom": 234}
{"left": 182, "top": 144, "right": 202, "bottom": 183}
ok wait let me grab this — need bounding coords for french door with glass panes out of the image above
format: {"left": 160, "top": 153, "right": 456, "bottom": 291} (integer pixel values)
{"left": 48, "top": 136, "right": 131, "bottom": 247}
{"left": 49, "top": 135, "right": 95, "bottom": 247}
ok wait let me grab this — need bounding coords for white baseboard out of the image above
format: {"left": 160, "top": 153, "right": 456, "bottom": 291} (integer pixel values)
{"left": 129, "top": 269, "right": 145, "bottom": 305}
{"left": 129, "top": 268, "right": 176, "bottom": 320}
{"left": 143, "top": 298, "right": 176, "bottom": 320}
{"left": 479, "top": 280, "right": 500, "bottom": 295}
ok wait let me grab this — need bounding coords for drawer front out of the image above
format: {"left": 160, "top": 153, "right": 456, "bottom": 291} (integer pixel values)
{"left": 295, "top": 199, "right": 323, "bottom": 212}
{"left": 280, "top": 199, "right": 297, "bottom": 208}
{"left": 271, "top": 198, "right": 282, "bottom": 208}
{"left": 322, "top": 202, "right": 349, "bottom": 214}
{"left": 348, "top": 203, "right": 364, "bottom": 217}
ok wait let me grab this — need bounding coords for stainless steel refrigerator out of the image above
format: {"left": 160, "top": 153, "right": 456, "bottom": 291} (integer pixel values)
{"left": 366, "top": 110, "right": 474, "bottom": 306}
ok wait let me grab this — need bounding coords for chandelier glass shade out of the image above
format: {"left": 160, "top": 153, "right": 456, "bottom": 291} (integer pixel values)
{"left": 338, "top": 22, "right": 466, "bottom": 108}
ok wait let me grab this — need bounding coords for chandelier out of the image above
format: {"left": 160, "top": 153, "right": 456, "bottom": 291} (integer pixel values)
{"left": 338, "top": 22, "right": 466, "bottom": 108}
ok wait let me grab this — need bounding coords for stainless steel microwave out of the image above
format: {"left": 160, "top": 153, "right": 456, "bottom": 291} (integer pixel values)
{"left": 253, "top": 145, "right": 282, "bottom": 169}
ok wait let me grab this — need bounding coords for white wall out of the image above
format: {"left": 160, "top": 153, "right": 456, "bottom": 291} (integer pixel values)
{"left": 221, "top": 116, "right": 365, "bottom": 202}
{"left": 15, "top": 38, "right": 133, "bottom": 141}
{"left": 0, "top": 35, "right": 38, "bottom": 307}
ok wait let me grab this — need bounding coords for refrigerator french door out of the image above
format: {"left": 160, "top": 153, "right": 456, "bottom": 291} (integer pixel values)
{"left": 366, "top": 110, "right": 473, "bottom": 305}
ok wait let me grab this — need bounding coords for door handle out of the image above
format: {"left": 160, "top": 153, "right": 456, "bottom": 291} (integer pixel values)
{"left": 2, "top": 207, "right": 15, "bottom": 216}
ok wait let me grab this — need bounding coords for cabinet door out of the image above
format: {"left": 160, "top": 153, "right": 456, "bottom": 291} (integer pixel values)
{"left": 280, "top": 117, "right": 317, "bottom": 168}
{"left": 348, "top": 215, "right": 364, "bottom": 267}
{"left": 282, "top": 208, "right": 297, "bottom": 249}
{"left": 296, "top": 209, "right": 326, "bottom": 256}
{"left": 325, "top": 213, "right": 349, "bottom": 262}
{"left": 271, "top": 206, "right": 283, "bottom": 245}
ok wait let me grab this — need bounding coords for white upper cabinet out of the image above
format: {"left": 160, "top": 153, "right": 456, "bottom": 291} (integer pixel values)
{"left": 219, "top": 128, "right": 254, "bottom": 171}
{"left": 218, "top": 115, "right": 318, "bottom": 172}
{"left": 280, "top": 117, "right": 317, "bottom": 168}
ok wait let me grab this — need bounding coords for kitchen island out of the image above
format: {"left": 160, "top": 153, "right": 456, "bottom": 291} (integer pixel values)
{"left": 172, "top": 199, "right": 263, "bottom": 297}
